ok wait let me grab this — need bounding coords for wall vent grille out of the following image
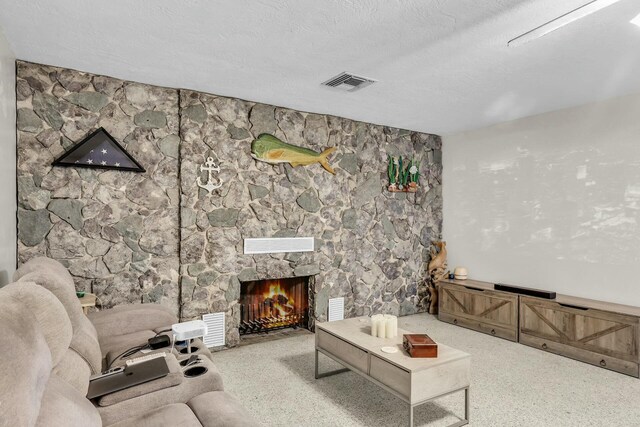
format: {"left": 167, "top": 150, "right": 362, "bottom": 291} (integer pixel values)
{"left": 322, "top": 72, "right": 376, "bottom": 92}
{"left": 328, "top": 297, "right": 345, "bottom": 321}
{"left": 202, "top": 312, "right": 225, "bottom": 348}
{"left": 243, "top": 237, "right": 314, "bottom": 255}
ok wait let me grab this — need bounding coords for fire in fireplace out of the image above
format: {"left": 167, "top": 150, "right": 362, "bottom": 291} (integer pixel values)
{"left": 239, "top": 276, "right": 309, "bottom": 335}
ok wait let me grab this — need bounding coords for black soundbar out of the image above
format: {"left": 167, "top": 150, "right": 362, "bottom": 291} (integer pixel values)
{"left": 494, "top": 283, "right": 556, "bottom": 299}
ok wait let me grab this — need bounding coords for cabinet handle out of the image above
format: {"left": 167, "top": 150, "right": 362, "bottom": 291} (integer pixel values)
{"left": 464, "top": 286, "right": 484, "bottom": 292}
{"left": 558, "top": 303, "right": 588, "bottom": 311}
{"left": 453, "top": 319, "right": 458, "bottom": 325}
{"left": 541, "top": 343, "right": 547, "bottom": 349}
{"left": 600, "top": 359, "right": 606, "bottom": 367}
{"left": 491, "top": 329, "right": 496, "bottom": 335}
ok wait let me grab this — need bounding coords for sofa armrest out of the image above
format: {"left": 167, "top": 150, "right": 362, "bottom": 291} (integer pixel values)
{"left": 96, "top": 355, "right": 224, "bottom": 425}
{"left": 88, "top": 304, "right": 177, "bottom": 339}
{"left": 97, "top": 353, "right": 183, "bottom": 407}
{"left": 106, "top": 338, "right": 213, "bottom": 369}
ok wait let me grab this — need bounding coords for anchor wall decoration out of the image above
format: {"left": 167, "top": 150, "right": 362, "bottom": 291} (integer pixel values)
{"left": 196, "top": 156, "right": 223, "bottom": 193}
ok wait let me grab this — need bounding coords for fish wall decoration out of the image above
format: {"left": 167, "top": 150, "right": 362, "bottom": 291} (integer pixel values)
{"left": 251, "top": 134, "right": 336, "bottom": 174}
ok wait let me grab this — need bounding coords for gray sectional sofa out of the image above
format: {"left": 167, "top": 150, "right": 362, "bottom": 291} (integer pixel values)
{"left": 0, "top": 257, "right": 258, "bottom": 427}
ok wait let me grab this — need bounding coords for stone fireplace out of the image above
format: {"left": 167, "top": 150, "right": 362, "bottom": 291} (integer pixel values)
{"left": 239, "top": 276, "right": 310, "bottom": 336}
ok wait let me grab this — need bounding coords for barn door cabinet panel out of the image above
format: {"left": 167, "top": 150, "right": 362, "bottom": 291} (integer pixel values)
{"left": 438, "top": 279, "right": 518, "bottom": 342}
{"left": 519, "top": 295, "right": 640, "bottom": 377}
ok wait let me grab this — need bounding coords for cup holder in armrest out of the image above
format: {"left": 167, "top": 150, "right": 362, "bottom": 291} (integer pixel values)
{"left": 180, "top": 356, "right": 201, "bottom": 367}
{"left": 183, "top": 366, "right": 208, "bottom": 378}
{"left": 179, "top": 345, "right": 201, "bottom": 354}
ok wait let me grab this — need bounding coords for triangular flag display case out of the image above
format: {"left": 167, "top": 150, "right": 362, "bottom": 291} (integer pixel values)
{"left": 52, "top": 127, "right": 145, "bottom": 172}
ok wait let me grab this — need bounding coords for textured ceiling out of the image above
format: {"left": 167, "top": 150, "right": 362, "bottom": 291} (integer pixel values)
{"left": 1, "top": 0, "right": 639, "bottom": 135}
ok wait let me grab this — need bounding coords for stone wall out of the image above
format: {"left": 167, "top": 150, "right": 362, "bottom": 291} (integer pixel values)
{"left": 179, "top": 91, "right": 443, "bottom": 345}
{"left": 16, "top": 62, "right": 443, "bottom": 347}
{"left": 16, "top": 62, "right": 181, "bottom": 311}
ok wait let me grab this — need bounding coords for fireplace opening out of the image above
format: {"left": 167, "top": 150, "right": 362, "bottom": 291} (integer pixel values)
{"left": 239, "top": 276, "right": 309, "bottom": 335}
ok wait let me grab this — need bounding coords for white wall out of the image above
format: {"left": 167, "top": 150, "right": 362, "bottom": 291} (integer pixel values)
{"left": 443, "top": 93, "right": 640, "bottom": 307}
{"left": 0, "top": 28, "right": 15, "bottom": 285}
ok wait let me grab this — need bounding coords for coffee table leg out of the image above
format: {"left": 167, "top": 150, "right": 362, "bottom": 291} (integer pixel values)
{"left": 465, "top": 387, "right": 470, "bottom": 424}
{"left": 409, "top": 387, "right": 469, "bottom": 427}
{"left": 315, "top": 349, "right": 350, "bottom": 379}
{"left": 409, "top": 405, "right": 414, "bottom": 427}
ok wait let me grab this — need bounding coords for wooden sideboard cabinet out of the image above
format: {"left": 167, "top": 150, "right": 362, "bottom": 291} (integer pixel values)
{"left": 519, "top": 295, "right": 640, "bottom": 377}
{"left": 438, "top": 279, "right": 519, "bottom": 342}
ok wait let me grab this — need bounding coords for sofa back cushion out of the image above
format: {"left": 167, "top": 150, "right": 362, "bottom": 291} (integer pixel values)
{"left": 0, "top": 296, "right": 51, "bottom": 427}
{"left": 0, "top": 283, "right": 102, "bottom": 427}
{"left": 36, "top": 375, "right": 102, "bottom": 427}
{"left": 13, "top": 256, "right": 72, "bottom": 282}
{"left": 16, "top": 268, "right": 93, "bottom": 335}
{"left": 52, "top": 348, "right": 95, "bottom": 396}
{"left": 17, "top": 270, "right": 102, "bottom": 380}
{"left": 1, "top": 283, "right": 72, "bottom": 366}
{"left": 14, "top": 258, "right": 98, "bottom": 339}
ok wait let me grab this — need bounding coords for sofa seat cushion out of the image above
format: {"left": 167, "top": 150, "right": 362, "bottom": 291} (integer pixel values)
{"left": 89, "top": 304, "right": 177, "bottom": 340}
{"left": 188, "top": 391, "right": 259, "bottom": 427}
{"left": 109, "top": 393, "right": 259, "bottom": 427}
{"left": 37, "top": 375, "right": 102, "bottom": 427}
{"left": 108, "top": 403, "right": 203, "bottom": 427}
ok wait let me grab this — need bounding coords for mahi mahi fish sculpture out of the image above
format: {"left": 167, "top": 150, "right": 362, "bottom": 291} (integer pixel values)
{"left": 251, "top": 134, "right": 336, "bottom": 174}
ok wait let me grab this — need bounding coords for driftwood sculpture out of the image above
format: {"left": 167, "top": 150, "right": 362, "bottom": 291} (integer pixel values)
{"left": 427, "top": 241, "right": 449, "bottom": 314}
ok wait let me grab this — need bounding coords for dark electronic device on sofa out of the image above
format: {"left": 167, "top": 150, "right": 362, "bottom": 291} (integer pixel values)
{"left": 148, "top": 335, "right": 171, "bottom": 349}
{"left": 86, "top": 354, "right": 170, "bottom": 399}
{"left": 495, "top": 283, "right": 556, "bottom": 299}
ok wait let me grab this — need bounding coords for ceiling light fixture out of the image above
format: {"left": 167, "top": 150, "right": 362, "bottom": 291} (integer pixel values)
{"left": 508, "top": 0, "right": 623, "bottom": 47}
{"left": 631, "top": 12, "right": 640, "bottom": 27}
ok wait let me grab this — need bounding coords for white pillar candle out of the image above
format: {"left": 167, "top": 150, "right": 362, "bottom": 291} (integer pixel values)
{"left": 384, "top": 315, "right": 393, "bottom": 338}
{"left": 370, "top": 316, "right": 376, "bottom": 337}
{"left": 371, "top": 314, "right": 383, "bottom": 337}
{"left": 378, "top": 315, "right": 386, "bottom": 338}
{"left": 371, "top": 315, "right": 380, "bottom": 337}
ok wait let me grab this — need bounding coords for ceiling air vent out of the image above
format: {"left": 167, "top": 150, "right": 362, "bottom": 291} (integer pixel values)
{"left": 322, "top": 72, "right": 376, "bottom": 92}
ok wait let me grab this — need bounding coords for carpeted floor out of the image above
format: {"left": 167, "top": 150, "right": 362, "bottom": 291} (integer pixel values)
{"left": 211, "top": 313, "right": 640, "bottom": 426}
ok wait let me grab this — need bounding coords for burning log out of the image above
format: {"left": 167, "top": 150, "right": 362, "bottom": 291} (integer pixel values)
{"left": 265, "top": 294, "right": 294, "bottom": 311}
{"left": 271, "top": 294, "right": 289, "bottom": 306}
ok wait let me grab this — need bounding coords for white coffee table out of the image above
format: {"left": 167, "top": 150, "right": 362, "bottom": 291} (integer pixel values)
{"left": 315, "top": 317, "right": 470, "bottom": 427}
